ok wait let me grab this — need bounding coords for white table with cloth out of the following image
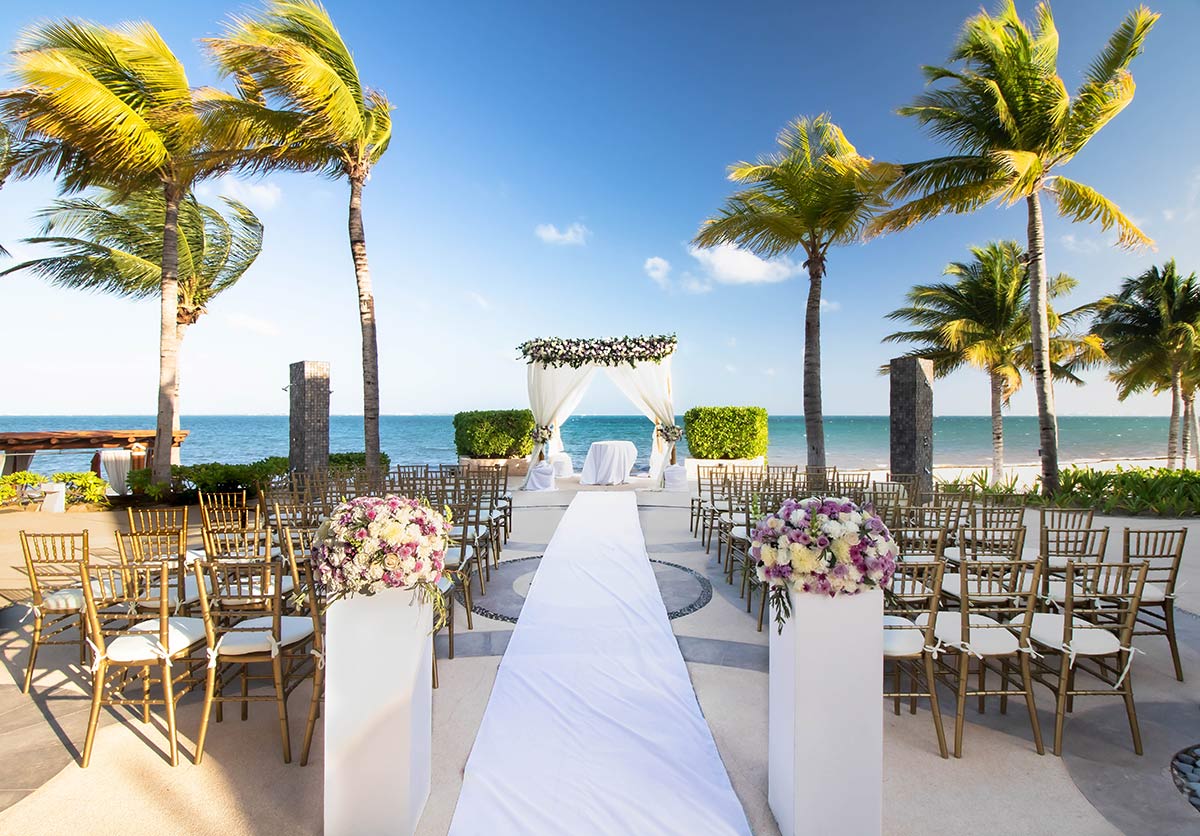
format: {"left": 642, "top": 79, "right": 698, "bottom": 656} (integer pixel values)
{"left": 579, "top": 441, "right": 637, "bottom": 486}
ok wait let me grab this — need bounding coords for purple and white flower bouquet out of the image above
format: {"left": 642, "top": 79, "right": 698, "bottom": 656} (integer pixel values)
{"left": 312, "top": 495, "right": 451, "bottom": 623}
{"left": 752, "top": 496, "right": 898, "bottom": 632}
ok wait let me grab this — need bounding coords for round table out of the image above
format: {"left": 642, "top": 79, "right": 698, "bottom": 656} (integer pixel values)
{"left": 579, "top": 441, "right": 638, "bottom": 485}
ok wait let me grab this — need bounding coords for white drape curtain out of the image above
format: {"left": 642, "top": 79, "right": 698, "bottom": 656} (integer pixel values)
{"left": 605, "top": 356, "right": 676, "bottom": 484}
{"left": 100, "top": 450, "right": 133, "bottom": 495}
{"left": 523, "top": 362, "right": 597, "bottom": 489}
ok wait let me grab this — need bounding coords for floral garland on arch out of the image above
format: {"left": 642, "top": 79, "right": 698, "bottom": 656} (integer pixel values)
{"left": 517, "top": 334, "right": 677, "bottom": 369}
{"left": 752, "top": 497, "right": 898, "bottom": 633}
{"left": 657, "top": 424, "right": 684, "bottom": 443}
{"left": 311, "top": 495, "right": 451, "bottom": 628}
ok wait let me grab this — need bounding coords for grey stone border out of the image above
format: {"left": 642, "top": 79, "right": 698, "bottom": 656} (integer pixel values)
{"left": 1171, "top": 745, "right": 1200, "bottom": 814}
{"left": 455, "top": 555, "right": 713, "bottom": 623}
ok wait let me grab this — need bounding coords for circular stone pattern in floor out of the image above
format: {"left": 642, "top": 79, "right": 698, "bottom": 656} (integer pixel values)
{"left": 456, "top": 555, "right": 712, "bottom": 624}
{"left": 1171, "top": 746, "right": 1200, "bottom": 814}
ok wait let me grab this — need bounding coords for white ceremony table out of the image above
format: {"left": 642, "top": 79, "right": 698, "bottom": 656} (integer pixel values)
{"left": 579, "top": 440, "right": 637, "bottom": 485}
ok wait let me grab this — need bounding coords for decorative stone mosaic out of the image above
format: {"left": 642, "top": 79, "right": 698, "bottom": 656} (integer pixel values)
{"left": 456, "top": 555, "right": 713, "bottom": 624}
{"left": 1171, "top": 746, "right": 1200, "bottom": 814}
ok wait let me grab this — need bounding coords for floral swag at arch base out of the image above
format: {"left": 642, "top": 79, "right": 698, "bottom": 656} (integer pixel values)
{"left": 518, "top": 335, "right": 680, "bottom": 488}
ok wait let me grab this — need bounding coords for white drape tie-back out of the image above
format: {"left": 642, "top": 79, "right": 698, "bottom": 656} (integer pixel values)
{"left": 1061, "top": 641, "right": 1079, "bottom": 670}
{"left": 955, "top": 641, "right": 984, "bottom": 660}
{"left": 311, "top": 648, "right": 326, "bottom": 669}
{"left": 20, "top": 605, "right": 39, "bottom": 623}
{"left": 1114, "top": 646, "right": 1145, "bottom": 689}
{"left": 86, "top": 637, "right": 105, "bottom": 674}
{"left": 923, "top": 641, "right": 945, "bottom": 659}
{"left": 1017, "top": 643, "right": 1042, "bottom": 660}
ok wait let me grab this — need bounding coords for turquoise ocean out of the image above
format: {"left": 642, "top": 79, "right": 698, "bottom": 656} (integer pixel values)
{"left": 0, "top": 415, "right": 1170, "bottom": 476}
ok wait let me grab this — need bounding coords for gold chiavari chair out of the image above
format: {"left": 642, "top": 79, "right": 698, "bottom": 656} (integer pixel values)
{"left": 805, "top": 465, "right": 837, "bottom": 494}
{"left": 279, "top": 525, "right": 321, "bottom": 611}
{"left": 834, "top": 470, "right": 871, "bottom": 503}
{"left": 199, "top": 489, "right": 250, "bottom": 527}
{"left": 79, "top": 559, "right": 206, "bottom": 767}
{"left": 204, "top": 525, "right": 275, "bottom": 560}
{"left": 1039, "top": 507, "right": 1096, "bottom": 531}
{"left": 1124, "top": 528, "right": 1187, "bottom": 681}
{"left": 706, "top": 467, "right": 760, "bottom": 553}
{"left": 192, "top": 558, "right": 322, "bottom": 764}
{"left": 1039, "top": 527, "right": 1110, "bottom": 604}
{"left": 19, "top": 531, "right": 92, "bottom": 692}
{"left": 1014, "top": 560, "right": 1149, "bottom": 755}
{"left": 867, "top": 482, "right": 908, "bottom": 530}
{"left": 718, "top": 484, "right": 759, "bottom": 583}
{"left": 921, "top": 558, "right": 1045, "bottom": 758}
{"left": 122, "top": 528, "right": 205, "bottom": 615}
{"left": 884, "top": 559, "right": 948, "bottom": 758}
{"left": 691, "top": 464, "right": 722, "bottom": 537}
{"left": 943, "top": 525, "right": 1026, "bottom": 572}
{"left": 444, "top": 500, "right": 485, "bottom": 629}
{"left": 907, "top": 503, "right": 961, "bottom": 541}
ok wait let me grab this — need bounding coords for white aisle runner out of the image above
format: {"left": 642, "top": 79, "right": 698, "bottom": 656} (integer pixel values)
{"left": 448, "top": 492, "right": 751, "bottom": 836}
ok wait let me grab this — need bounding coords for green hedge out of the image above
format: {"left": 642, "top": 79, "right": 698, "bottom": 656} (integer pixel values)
{"left": 683, "top": 406, "right": 768, "bottom": 460}
{"left": 328, "top": 452, "right": 390, "bottom": 472}
{"left": 1053, "top": 466, "right": 1200, "bottom": 517}
{"left": 453, "top": 410, "right": 535, "bottom": 458}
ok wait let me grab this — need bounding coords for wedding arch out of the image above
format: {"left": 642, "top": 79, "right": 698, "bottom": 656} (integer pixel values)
{"left": 518, "top": 335, "right": 681, "bottom": 488}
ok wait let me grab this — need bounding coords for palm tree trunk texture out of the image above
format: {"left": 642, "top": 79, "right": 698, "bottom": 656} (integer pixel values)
{"left": 803, "top": 253, "right": 826, "bottom": 469}
{"left": 1025, "top": 192, "right": 1059, "bottom": 496}
{"left": 1190, "top": 394, "right": 1200, "bottom": 470}
{"left": 348, "top": 174, "right": 382, "bottom": 484}
{"left": 1182, "top": 394, "right": 1193, "bottom": 469}
{"left": 1168, "top": 364, "right": 1182, "bottom": 469}
{"left": 172, "top": 321, "right": 188, "bottom": 465}
{"left": 152, "top": 184, "right": 183, "bottom": 483}
{"left": 989, "top": 369, "right": 1005, "bottom": 486}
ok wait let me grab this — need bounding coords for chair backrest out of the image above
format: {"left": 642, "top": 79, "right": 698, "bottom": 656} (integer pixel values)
{"left": 127, "top": 506, "right": 188, "bottom": 534}
{"left": 892, "top": 526, "right": 946, "bottom": 562}
{"left": 20, "top": 531, "right": 89, "bottom": 602}
{"left": 908, "top": 503, "right": 960, "bottom": 534}
{"left": 969, "top": 504, "right": 1026, "bottom": 530}
{"left": 1041, "top": 526, "right": 1109, "bottom": 564}
{"left": 1039, "top": 507, "right": 1095, "bottom": 531}
{"left": 1123, "top": 528, "right": 1187, "bottom": 594}
{"left": 193, "top": 559, "right": 282, "bottom": 647}
{"left": 1061, "top": 560, "right": 1149, "bottom": 650}
{"left": 805, "top": 466, "right": 836, "bottom": 494}
{"left": 887, "top": 560, "right": 944, "bottom": 648}
{"left": 202, "top": 504, "right": 258, "bottom": 534}
{"left": 204, "top": 526, "right": 274, "bottom": 560}
{"left": 199, "top": 489, "right": 247, "bottom": 512}
{"left": 954, "top": 558, "right": 1041, "bottom": 645}
{"left": 958, "top": 525, "right": 1026, "bottom": 560}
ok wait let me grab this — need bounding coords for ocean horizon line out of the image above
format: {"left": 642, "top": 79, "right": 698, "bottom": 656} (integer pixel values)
{"left": 0, "top": 412, "right": 1169, "bottom": 420}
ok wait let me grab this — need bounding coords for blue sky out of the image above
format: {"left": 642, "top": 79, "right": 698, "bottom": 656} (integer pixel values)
{"left": 1, "top": 0, "right": 1198, "bottom": 418}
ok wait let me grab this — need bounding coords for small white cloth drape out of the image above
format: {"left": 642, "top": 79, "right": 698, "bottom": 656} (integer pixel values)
{"left": 100, "top": 450, "right": 133, "bottom": 495}
{"left": 522, "top": 362, "right": 597, "bottom": 489}
{"left": 605, "top": 355, "right": 676, "bottom": 484}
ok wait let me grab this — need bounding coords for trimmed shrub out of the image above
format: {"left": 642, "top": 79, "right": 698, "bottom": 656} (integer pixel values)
{"left": 328, "top": 452, "right": 390, "bottom": 472}
{"left": 453, "top": 410, "right": 535, "bottom": 458}
{"left": 1052, "top": 466, "right": 1200, "bottom": 517}
{"left": 51, "top": 471, "right": 110, "bottom": 505}
{"left": 683, "top": 406, "right": 769, "bottom": 460}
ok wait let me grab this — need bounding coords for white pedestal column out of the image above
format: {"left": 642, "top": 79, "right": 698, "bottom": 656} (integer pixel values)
{"left": 325, "top": 587, "right": 433, "bottom": 836}
{"left": 768, "top": 589, "right": 883, "bottom": 836}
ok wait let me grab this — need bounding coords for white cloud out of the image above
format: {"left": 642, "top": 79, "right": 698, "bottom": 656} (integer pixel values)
{"left": 1060, "top": 233, "right": 1100, "bottom": 254}
{"left": 724, "top": 363, "right": 738, "bottom": 374}
{"left": 466, "top": 291, "right": 490, "bottom": 310}
{"left": 681, "top": 274, "right": 712, "bottom": 295}
{"left": 686, "top": 243, "right": 800, "bottom": 285}
{"left": 535, "top": 222, "right": 590, "bottom": 246}
{"left": 225, "top": 312, "right": 280, "bottom": 338}
{"left": 643, "top": 256, "right": 671, "bottom": 289}
{"left": 198, "top": 176, "right": 282, "bottom": 211}
{"left": 820, "top": 298, "right": 840, "bottom": 312}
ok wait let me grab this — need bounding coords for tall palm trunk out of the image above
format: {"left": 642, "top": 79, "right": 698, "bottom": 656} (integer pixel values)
{"left": 989, "top": 369, "right": 1004, "bottom": 486}
{"left": 803, "top": 252, "right": 826, "bottom": 469}
{"left": 152, "top": 184, "right": 183, "bottom": 483}
{"left": 1190, "top": 393, "right": 1200, "bottom": 470}
{"left": 348, "top": 172, "right": 382, "bottom": 483}
{"left": 1026, "top": 192, "right": 1058, "bottom": 496}
{"left": 172, "top": 321, "right": 189, "bottom": 466}
{"left": 1167, "top": 362, "right": 1182, "bottom": 469}
{"left": 1182, "top": 391, "right": 1193, "bottom": 469}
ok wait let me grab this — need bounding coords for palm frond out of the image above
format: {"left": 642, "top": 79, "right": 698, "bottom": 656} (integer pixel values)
{"left": 1047, "top": 175, "right": 1153, "bottom": 249}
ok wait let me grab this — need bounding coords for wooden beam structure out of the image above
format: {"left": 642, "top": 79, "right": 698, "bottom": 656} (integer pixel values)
{"left": 0, "top": 429, "right": 188, "bottom": 454}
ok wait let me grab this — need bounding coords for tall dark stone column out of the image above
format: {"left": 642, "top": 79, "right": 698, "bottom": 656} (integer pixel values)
{"left": 290, "top": 361, "right": 330, "bottom": 476}
{"left": 889, "top": 357, "right": 934, "bottom": 496}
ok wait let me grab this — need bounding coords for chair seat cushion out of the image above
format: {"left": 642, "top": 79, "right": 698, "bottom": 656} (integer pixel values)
{"left": 942, "top": 546, "right": 961, "bottom": 563}
{"left": 106, "top": 617, "right": 206, "bottom": 663}
{"left": 940, "top": 573, "right": 1012, "bottom": 603}
{"left": 1042, "top": 580, "right": 1089, "bottom": 603}
{"left": 1009, "top": 612, "right": 1120, "bottom": 656}
{"left": 883, "top": 615, "right": 925, "bottom": 657}
{"left": 1133, "top": 582, "right": 1167, "bottom": 603}
{"left": 217, "top": 615, "right": 314, "bottom": 656}
{"left": 916, "top": 612, "right": 1019, "bottom": 656}
{"left": 43, "top": 577, "right": 124, "bottom": 611}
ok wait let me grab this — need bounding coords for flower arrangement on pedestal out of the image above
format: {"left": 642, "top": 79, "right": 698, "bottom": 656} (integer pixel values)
{"left": 312, "top": 495, "right": 451, "bottom": 625}
{"left": 531, "top": 424, "right": 554, "bottom": 445}
{"left": 751, "top": 497, "right": 898, "bottom": 632}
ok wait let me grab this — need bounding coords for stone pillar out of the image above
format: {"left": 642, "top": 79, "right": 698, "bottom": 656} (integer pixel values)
{"left": 290, "top": 361, "right": 330, "bottom": 476}
{"left": 889, "top": 357, "right": 934, "bottom": 496}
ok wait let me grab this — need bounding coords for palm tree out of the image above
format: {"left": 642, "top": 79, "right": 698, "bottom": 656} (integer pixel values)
{"left": 1092, "top": 261, "right": 1200, "bottom": 468}
{"left": 2, "top": 188, "right": 263, "bottom": 428}
{"left": 1, "top": 20, "right": 243, "bottom": 481}
{"left": 694, "top": 115, "right": 893, "bottom": 468}
{"left": 203, "top": 0, "right": 392, "bottom": 482}
{"left": 869, "top": 1, "right": 1158, "bottom": 495}
{"left": 882, "top": 241, "right": 1103, "bottom": 484}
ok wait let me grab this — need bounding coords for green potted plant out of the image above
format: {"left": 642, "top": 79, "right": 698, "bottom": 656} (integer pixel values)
{"left": 453, "top": 410, "right": 536, "bottom": 475}
{"left": 682, "top": 406, "right": 769, "bottom": 477}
